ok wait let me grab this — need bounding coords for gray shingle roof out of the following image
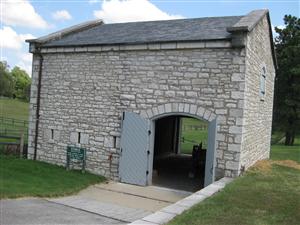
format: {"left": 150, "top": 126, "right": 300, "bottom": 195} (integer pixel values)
{"left": 43, "top": 16, "right": 243, "bottom": 47}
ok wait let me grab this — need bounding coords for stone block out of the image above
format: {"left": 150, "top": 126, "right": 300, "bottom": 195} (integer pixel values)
{"left": 190, "top": 105, "right": 197, "bottom": 115}
{"left": 104, "top": 136, "right": 114, "bottom": 148}
{"left": 120, "top": 94, "right": 135, "bottom": 100}
{"left": 121, "top": 44, "right": 147, "bottom": 51}
{"left": 176, "top": 194, "right": 206, "bottom": 207}
{"left": 226, "top": 160, "right": 239, "bottom": 170}
{"left": 231, "top": 91, "right": 244, "bottom": 99}
{"left": 146, "top": 109, "right": 153, "bottom": 118}
{"left": 81, "top": 133, "right": 89, "bottom": 144}
{"left": 70, "top": 132, "right": 78, "bottom": 143}
{"left": 228, "top": 144, "right": 241, "bottom": 152}
{"left": 130, "top": 220, "right": 158, "bottom": 224}
{"left": 229, "top": 126, "right": 243, "bottom": 134}
{"left": 196, "top": 107, "right": 205, "bottom": 117}
{"left": 205, "top": 41, "right": 231, "bottom": 48}
{"left": 177, "top": 42, "right": 205, "bottom": 49}
{"left": 148, "top": 43, "right": 160, "bottom": 50}
{"left": 160, "top": 43, "right": 177, "bottom": 49}
{"left": 232, "top": 73, "right": 245, "bottom": 81}
{"left": 216, "top": 109, "right": 227, "bottom": 115}
{"left": 184, "top": 104, "right": 190, "bottom": 113}
{"left": 142, "top": 211, "right": 176, "bottom": 224}
{"left": 230, "top": 109, "right": 243, "bottom": 118}
{"left": 161, "top": 204, "right": 188, "bottom": 215}
{"left": 178, "top": 103, "right": 185, "bottom": 112}
{"left": 158, "top": 105, "right": 165, "bottom": 114}
{"left": 171, "top": 103, "right": 179, "bottom": 112}
{"left": 203, "top": 110, "right": 211, "bottom": 120}
{"left": 165, "top": 103, "right": 172, "bottom": 113}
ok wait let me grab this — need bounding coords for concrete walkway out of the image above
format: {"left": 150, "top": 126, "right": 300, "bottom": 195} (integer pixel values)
{"left": 47, "top": 182, "right": 191, "bottom": 223}
{"left": 1, "top": 179, "right": 233, "bottom": 225}
{"left": 1, "top": 198, "right": 122, "bottom": 225}
{"left": 1, "top": 181, "right": 189, "bottom": 225}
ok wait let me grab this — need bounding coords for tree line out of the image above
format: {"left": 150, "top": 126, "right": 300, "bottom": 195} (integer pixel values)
{"left": 0, "top": 61, "right": 31, "bottom": 102}
{"left": 273, "top": 15, "right": 300, "bottom": 145}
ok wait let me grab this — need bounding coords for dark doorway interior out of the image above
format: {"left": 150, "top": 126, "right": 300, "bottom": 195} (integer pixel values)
{"left": 152, "top": 115, "right": 207, "bottom": 192}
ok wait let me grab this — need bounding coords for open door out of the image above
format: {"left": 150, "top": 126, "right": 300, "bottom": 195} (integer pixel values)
{"left": 204, "top": 118, "right": 217, "bottom": 187}
{"left": 119, "top": 112, "right": 150, "bottom": 186}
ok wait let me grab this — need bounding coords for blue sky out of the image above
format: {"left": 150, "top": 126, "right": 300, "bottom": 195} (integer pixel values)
{"left": 1, "top": 0, "right": 299, "bottom": 75}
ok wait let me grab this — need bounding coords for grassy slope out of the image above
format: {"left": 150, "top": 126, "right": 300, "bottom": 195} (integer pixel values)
{"left": 0, "top": 98, "right": 29, "bottom": 121}
{"left": 169, "top": 164, "right": 300, "bottom": 225}
{"left": 0, "top": 98, "right": 30, "bottom": 145}
{"left": 169, "top": 139, "right": 300, "bottom": 225}
{"left": 0, "top": 155, "right": 105, "bottom": 199}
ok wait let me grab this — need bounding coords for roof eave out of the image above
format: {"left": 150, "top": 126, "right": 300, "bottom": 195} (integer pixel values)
{"left": 227, "top": 9, "right": 269, "bottom": 32}
{"left": 26, "top": 19, "right": 103, "bottom": 45}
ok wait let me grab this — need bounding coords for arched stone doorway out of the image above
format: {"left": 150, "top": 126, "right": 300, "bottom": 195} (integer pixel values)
{"left": 119, "top": 103, "right": 218, "bottom": 191}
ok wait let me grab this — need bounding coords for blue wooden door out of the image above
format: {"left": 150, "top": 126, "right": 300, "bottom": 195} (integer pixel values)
{"left": 204, "top": 118, "right": 217, "bottom": 187}
{"left": 119, "top": 112, "right": 149, "bottom": 186}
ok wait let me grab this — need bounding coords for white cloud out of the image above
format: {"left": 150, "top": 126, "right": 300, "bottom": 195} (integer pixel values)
{"left": 19, "top": 52, "right": 32, "bottom": 63}
{"left": 94, "top": 0, "right": 184, "bottom": 23}
{"left": 1, "top": 0, "right": 48, "bottom": 28}
{"left": 88, "top": 0, "right": 100, "bottom": 4}
{"left": 16, "top": 59, "right": 32, "bottom": 75}
{"left": 0, "top": 26, "right": 35, "bottom": 50}
{"left": 275, "top": 25, "right": 285, "bottom": 30}
{"left": 52, "top": 10, "right": 72, "bottom": 21}
{"left": 272, "top": 25, "right": 286, "bottom": 37}
{"left": 0, "top": 26, "right": 34, "bottom": 76}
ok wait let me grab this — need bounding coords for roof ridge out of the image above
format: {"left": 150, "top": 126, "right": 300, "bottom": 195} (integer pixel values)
{"left": 98, "top": 15, "right": 244, "bottom": 26}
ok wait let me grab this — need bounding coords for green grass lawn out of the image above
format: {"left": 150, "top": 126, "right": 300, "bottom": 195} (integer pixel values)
{"left": 0, "top": 97, "right": 29, "bottom": 121}
{"left": 169, "top": 139, "right": 300, "bottom": 225}
{"left": 0, "top": 98, "right": 30, "bottom": 146}
{"left": 169, "top": 163, "right": 300, "bottom": 225}
{"left": 271, "top": 137, "right": 300, "bottom": 163}
{"left": 181, "top": 118, "right": 208, "bottom": 154}
{"left": 0, "top": 155, "right": 105, "bottom": 199}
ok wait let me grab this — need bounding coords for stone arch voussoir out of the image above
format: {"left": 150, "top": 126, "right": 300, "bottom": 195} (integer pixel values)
{"left": 140, "top": 103, "right": 216, "bottom": 122}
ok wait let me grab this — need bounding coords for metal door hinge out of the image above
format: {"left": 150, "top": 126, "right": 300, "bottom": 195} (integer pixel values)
{"left": 146, "top": 170, "right": 149, "bottom": 175}
{"left": 148, "top": 130, "right": 151, "bottom": 135}
{"left": 147, "top": 150, "right": 150, "bottom": 155}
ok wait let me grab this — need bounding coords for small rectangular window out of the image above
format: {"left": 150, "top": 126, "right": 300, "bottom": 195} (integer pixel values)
{"left": 78, "top": 132, "right": 81, "bottom": 143}
{"left": 260, "top": 66, "right": 266, "bottom": 99}
{"left": 113, "top": 136, "right": 117, "bottom": 148}
{"left": 51, "top": 129, "right": 54, "bottom": 140}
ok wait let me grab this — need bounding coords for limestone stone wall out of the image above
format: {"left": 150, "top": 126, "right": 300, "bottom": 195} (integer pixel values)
{"left": 28, "top": 46, "right": 247, "bottom": 180}
{"left": 240, "top": 15, "right": 276, "bottom": 169}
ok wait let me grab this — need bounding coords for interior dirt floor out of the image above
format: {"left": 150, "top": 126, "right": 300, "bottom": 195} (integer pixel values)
{"left": 152, "top": 169, "right": 203, "bottom": 192}
{"left": 153, "top": 154, "right": 205, "bottom": 192}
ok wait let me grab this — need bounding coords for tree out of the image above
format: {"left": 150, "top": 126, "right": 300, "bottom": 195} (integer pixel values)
{"left": 11, "top": 66, "right": 31, "bottom": 101}
{"left": 0, "top": 61, "right": 14, "bottom": 97}
{"left": 0, "top": 61, "right": 31, "bottom": 101}
{"left": 273, "top": 15, "right": 300, "bottom": 145}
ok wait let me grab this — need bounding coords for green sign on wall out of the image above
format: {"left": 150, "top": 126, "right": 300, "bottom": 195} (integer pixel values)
{"left": 66, "top": 146, "right": 86, "bottom": 172}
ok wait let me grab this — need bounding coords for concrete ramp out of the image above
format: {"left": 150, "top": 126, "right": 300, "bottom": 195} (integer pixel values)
{"left": 48, "top": 181, "right": 190, "bottom": 223}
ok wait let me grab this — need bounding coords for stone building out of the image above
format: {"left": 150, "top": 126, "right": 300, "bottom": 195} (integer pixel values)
{"left": 27, "top": 9, "right": 276, "bottom": 190}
